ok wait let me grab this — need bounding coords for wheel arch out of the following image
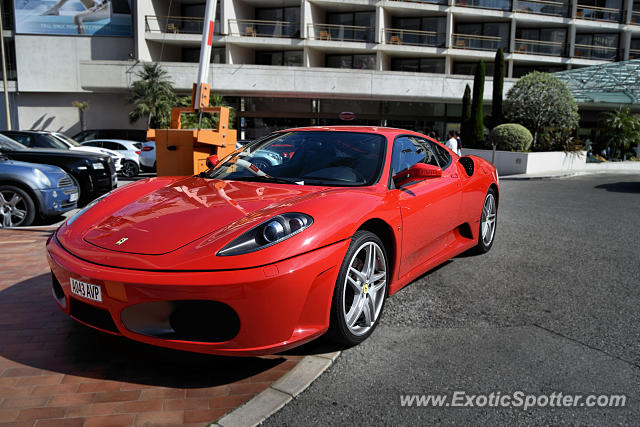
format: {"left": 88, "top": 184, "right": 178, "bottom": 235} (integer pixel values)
{"left": 489, "top": 182, "right": 499, "bottom": 206}
{"left": 356, "top": 218, "right": 397, "bottom": 284}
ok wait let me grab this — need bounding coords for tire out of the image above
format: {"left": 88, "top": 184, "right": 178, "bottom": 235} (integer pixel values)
{"left": 0, "top": 185, "right": 36, "bottom": 227}
{"left": 474, "top": 188, "right": 498, "bottom": 254}
{"left": 327, "top": 230, "right": 389, "bottom": 346}
{"left": 122, "top": 160, "right": 139, "bottom": 178}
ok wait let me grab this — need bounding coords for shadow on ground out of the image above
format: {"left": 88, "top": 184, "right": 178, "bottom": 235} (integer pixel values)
{"left": 594, "top": 181, "right": 640, "bottom": 193}
{"left": 0, "top": 273, "right": 285, "bottom": 388}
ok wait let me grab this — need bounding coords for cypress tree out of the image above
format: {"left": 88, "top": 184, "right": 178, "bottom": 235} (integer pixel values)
{"left": 461, "top": 84, "right": 472, "bottom": 146}
{"left": 491, "top": 48, "right": 505, "bottom": 129}
{"left": 470, "top": 60, "right": 485, "bottom": 148}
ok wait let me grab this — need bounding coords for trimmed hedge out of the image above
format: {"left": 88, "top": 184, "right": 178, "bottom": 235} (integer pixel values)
{"left": 488, "top": 123, "right": 533, "bottom": 152}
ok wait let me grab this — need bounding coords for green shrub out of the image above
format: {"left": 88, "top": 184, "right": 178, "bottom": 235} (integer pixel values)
{"left": 488, "top": 124, "right": 533, "bottom": 152}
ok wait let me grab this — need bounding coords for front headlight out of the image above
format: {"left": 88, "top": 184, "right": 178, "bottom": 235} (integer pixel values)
{"left": 217, "top": 213, "right": 313, "bottom": 256}
{"left": 65, "top": 192, "right": 110, "bottom": 226}
{"left": 92, "top": 162, "right": 104, "bottom": 170}
{"left": 33, "top": 168, "right": 52, "bottom": 188}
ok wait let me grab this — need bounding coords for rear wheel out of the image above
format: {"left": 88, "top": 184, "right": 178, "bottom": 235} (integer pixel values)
{"left": 0, "top": 185, "right": 36, "bottom": 227}
{"left": 474, "top": 188, "right": 498, "bottom": 253}
{"left": 328, "top": 231, "right": 389, "bottom": 346}
{"left": 122, "top": 160, "right": 139, "bottom": 178}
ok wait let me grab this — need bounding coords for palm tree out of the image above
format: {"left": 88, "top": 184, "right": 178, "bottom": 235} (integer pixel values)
{"left": 600, "top": 108, "right": 640, "bottom": 160}
{"left": 72, "top": 101, "right": 89, "bottom": 131}
{"left": 175, "top": 93, "right": 235, "bottom": 130}
{"left": 127, "top": 63, "right": 176, "bottom": 129}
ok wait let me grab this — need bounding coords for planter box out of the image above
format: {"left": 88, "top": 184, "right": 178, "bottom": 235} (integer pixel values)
{"left": 462, "top": 149, "right": 587, "bottom": 176}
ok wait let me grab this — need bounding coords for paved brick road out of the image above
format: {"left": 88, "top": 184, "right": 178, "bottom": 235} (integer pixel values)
{"left": 0, "top": 229, "right": 301, "bottom": 426}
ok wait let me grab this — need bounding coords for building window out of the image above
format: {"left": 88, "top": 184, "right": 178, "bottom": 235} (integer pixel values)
{"left": 452, "top": 62, "right": 496, "bottom": 76}
{"left": 326, "top": 54, "right": 376, "bottom": 70}
{"left": 512, "top": 65, "right": 566, "bottom": 78}
{"left": 454, "top": 22, "right": 510, "bottom": 51}
{"left": 577, "top": 0, "right": 623, "bottom": 22}
{"left": 514, "top": 28, "right": 567, "bottom": 56}
{"left": 388, "top": 17, "right": 447, "bottom": 47}
{"left": 630, "top": 39, "right": 640, "bottom": 59}
{"left": 391, "top": 58, "right": 445, "bottom": 74}
{"left": 256, "top": 50, "right": 303, "bottom": 67}
{"left": 182, "top": 47, "right": 225, "bottom": 64}
{"left": 516, "top": 0, "right": 569, "bottom": 17}
{"left": 454, "top": 0, "right": 512, "bottom": 12}
{"left": 326, "top": 11, "right": 376, "bottom": 43}
{"left": 255, "top": 7, "right": 301, "bottom": 38}
{"left": 574, "top": 33, "right": 619, "bottom": 60}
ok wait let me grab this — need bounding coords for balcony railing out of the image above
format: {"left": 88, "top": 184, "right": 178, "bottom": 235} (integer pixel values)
{"left": 452, "top": 33, "right": 507, "bottom": 51}
{"left": 628, "top": 48, "right": 640, "bottom": 59}
{"left": 383, "top": 28, "right": 446, "bottom": 47}
{"left": 516, "top": 0, "right": 569, "bottom": 17}
{"left": 576, "top": 5, "right": 622, "bottom": 23}
{"left": 631, "top": 11, "right": 640, "bottom": 24}
{"left": 573, "top": 43, "right": 619, "bottom": 60}
{"left": 228, "top": 19, "right": 300, "bottom": 38}
{"left": 388, "top": 0, "right": 449, "bottom": 5}
{"left": 307, "top": 23, "right": 375, "bottom": 43}
{"left": 145, "top": 15, "right": 219, "bottom": 35}
{"left": 513, "top": 38, "right": 567, "bottom": 56}
{"left": 454, "top": 0, "right": 512, "bottom": 11}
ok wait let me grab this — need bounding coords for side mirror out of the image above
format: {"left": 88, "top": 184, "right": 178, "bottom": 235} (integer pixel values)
{"left": 393, "top": 163, "right": 442, "bottom": 186}
{"left": 206, "top": 155, "right": 219, "bottom": 169}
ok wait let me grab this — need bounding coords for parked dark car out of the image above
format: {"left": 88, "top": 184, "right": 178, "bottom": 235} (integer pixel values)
{"left": 72, "top": 129, "right": 147, "bottom": 143}
{"left": 0, "top": 155, "right": 78, "bottom": 227}
{"left": 0, "top": 134, "right": 116, "bottom": 205}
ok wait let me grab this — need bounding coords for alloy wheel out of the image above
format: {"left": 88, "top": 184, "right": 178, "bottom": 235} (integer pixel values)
{"left": 0, "top": 190, "right": 28, "bottom": 227}
{"left": 481, "top": 193, "right": 497, "bottom": 246}
{"left": 342, "top": 241, "right": 387, "bottom": 336}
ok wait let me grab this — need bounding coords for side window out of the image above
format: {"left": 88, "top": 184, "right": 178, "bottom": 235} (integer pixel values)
{"left": 8, "top": 134, "right": 33, "bottom": 147}
{"left": 85, "top": 141, "right": 101, "bottom": 148}
{"left": 429, "top": 141, "right": 452, "bottom": 169}
{"left": 102, "top": 141, "right": 119, "bottom": 150}
{"left": 32, "top": 135, "right": 52, "bottom": 148}
{"left": 391, "top": 136, "right": 441, "bottom": 175}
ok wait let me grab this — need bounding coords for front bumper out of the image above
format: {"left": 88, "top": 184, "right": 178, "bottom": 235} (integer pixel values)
{"left": 46, "top": 235, "right": 349, "bottom": 356}
{"left": 39, "top": 187, "right": 78, "bottom": 216}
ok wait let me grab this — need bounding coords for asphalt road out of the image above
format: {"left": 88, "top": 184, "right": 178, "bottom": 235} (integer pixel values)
{"left": 266, "top": 173, "right": 640, "bottom": 426}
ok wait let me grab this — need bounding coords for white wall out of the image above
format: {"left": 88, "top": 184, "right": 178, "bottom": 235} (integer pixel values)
{"left": 463, "top": 149, "right": 588, "bottom": 176}
{"left": 16, "top": 92, "right": 146, "bottom": 135}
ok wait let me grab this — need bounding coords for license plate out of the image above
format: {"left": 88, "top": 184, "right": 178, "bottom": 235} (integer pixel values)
{"left": 69, "top": 192, "right": 78, "bottom": 202}
{"left": 70, "top": 278, "right": 102, "bottom": 302}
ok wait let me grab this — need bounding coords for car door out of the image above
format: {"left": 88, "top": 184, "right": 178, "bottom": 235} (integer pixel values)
{"left": 391, "top": 136, "right": 462, "bottom": 277}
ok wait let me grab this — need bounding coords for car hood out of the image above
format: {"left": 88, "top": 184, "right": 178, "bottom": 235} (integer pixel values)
{"left": 7, "top": 147, "right": 105, "bottom": 161}
{"left": 82, "top": 177, "right": 323, "bottom": 255}
{"left": 0, "top": 158, "right": 67, "bottom": 176}
{"left": 70, "top": 146, "right": 123, "bottom": 158}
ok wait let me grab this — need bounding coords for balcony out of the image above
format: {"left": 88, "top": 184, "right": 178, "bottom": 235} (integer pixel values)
{"left": 307, "top": 24, "right": 375, "bottom": 43}
{"left": 145, "top": 16, "right": 219, "bottom": 35}
{"left": 454, "top": 0, "right": 512, "bottom": 11}
{"left": 575, "top": 5, "right": 622, "bottom": 23}
{"left": 228, "top": 19, "right": 300, "bottom": 38}
{"left": 631, "top": 10, "right": 640, "bottom": 24}
{"left": 387, "top": 0, "right": 449, "bottom": 5}
{"left": 629, "top": 49, "right": 640, "bottom": 59}
{"left": 515, "top": 0, "right": 569, "bottom": 17}
{"left": 573, "top": 43, "right": 619, "bottom": 60}
{"left": 513, "top": 38, "right": 567, "bottom": 56}
{"left": 451, "top": 33, "right": 507, "bottom": 51}
{"left": 383, "top": 28, "right": 446, "bottom": 47}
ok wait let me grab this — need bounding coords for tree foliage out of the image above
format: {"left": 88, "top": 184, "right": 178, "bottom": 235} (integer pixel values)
{"left": 127, "top": 63, "right": 176, "bottom": 129}
{"left": 488, "top": 123, "right": 532, "bottom": 152}
{"left": 600, "top": 107, "right": 640, "bottom": 160}
{"left": 460, "top": 84, "right": 472, "bottom": 146}
{"left": 175, "top": 94, "right": 236, "bottom": 130}
{"left": 504, "top": 71, "right": 579, "bottom": 150}
{"left": 469, "top": 61, "right": 485, "bottom": 148}
{"left": 490, "top": 48, "right": 504, "bottom": 129}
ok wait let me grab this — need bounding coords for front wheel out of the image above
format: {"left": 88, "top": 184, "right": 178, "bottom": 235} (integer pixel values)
{"left": 328, "top": 230, "right": 389, "bottom": 346}
{"left": 0, "top": 185, "right": 36, "bottom": 227}
{"left": 122, "top": 160, "right": 139, "bottom": 178}
{"left": 474, "top": 188, "right": 498, "bottom": 253}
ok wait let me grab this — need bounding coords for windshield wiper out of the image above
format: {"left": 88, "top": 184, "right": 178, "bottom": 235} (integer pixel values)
{"left": 230, "top": 176, "right": 304, "bottom": 185}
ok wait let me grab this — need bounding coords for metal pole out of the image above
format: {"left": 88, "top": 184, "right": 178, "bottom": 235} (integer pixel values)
{"left": 194, "top": 0, "right": 217, "bottom": 112}
{"left": 0, "top": 3, "right": 11, "bottom": 130}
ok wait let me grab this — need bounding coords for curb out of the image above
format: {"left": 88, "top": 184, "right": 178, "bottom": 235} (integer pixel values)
{"left": 500, "top": 172, "right": 579, "bottom": 181}
{"left": 211, "top": 351, "right": 341, "bottom": 427}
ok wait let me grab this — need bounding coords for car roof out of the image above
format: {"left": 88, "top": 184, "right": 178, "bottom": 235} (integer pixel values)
{"left": 279, "top": 126, "right": 427, "bottom": 137}
{"left": 84, "top": 139, "right": 139, "bottom": 145}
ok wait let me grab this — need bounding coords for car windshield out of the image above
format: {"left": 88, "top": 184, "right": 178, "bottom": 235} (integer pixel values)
{"left": 0, "top": 134, "right": 27, "bottom": 151}
{"left": 52, "top": 133, "right": 82, "bottom": 147}
{"left": 40, "top": 134, "right": 70, "bottom": 150}
{"left": 205, "top": 131, "right": 386, "bottom": 187}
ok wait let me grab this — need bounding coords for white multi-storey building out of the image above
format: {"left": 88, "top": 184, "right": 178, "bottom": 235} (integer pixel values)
{"left": 2, "top": 0, "right": 640, "bottom": 139}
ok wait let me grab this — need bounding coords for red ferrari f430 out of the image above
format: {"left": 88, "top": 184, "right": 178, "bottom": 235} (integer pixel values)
{"left": 47, "top": 127, "right": 499, "bottom": 355}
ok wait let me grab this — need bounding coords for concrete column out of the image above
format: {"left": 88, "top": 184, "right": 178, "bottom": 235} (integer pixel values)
{"left": 507, "top": 59, "right": 514, "bottom": 78}
{"left": 445, "top": 55, "right": 452, "bottom": 74}
{"left": 568, "top": 23, "right": 576, "bottom": 57}
{"left": 446, "top": 11, "right": 453, "bottom": 48}
{"left": 509, "top": 17, "right": 516, "bottom": 54}
{"left": 375, "top": 3, "right": 385, "bottom": 44}
{"left": 220, "top": 0, "right": 231, "bottom": 35}
{"left": 571, "top": 0, "right": 578, "bottom": 19}
{"left": 622, "top": 31, "right": 631, "bottom": 60}
{"left": 624, "top": 0, "right": 633, "bottom": 24}
{"left": 301, "top": 0, "right": 311, "bottom": 39}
